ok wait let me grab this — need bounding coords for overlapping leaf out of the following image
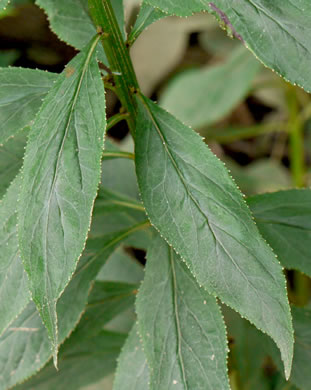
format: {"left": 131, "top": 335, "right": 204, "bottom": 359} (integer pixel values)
{"left": 16, "top": 330, "right": 125, "bottom": 390}
{"left": 0, "top": 130, "right": 27, "bottom": 199}
{"left": 113, "top": 323, "right": 150, "bottom": 390}
{"left": 128, "top": 1, "right": 167, "bottom": 45}
{"left": 224, "top": 307, "right": 272, "bottom": 390}
{"left": 145, "top": 0, "right": 311, "bottom": 92}
{"left": 97, "top": 247, "right": 144, "bottom": 284}
{"left": 36, "top": 0, "right": 125, "bottom": 64}
{"left": 160, "top": 46, "right": 260, "bottom": 128}
{"left": 91, "top": 140, "right": 152, "bottom": 249}
{"left": 136, "top": 233, "right": 229, "bottom": 389}
{"left": 135, "top": 94, "right": 293, "bottom": 378}
{"left": 286, "top": 307, "right": 311, "bottom": 389}
{"left": 17, "top": 281, "right": 137, "bottom": 390}
{"left": 248, "top": 190, "right": 311, "bottom": 277}
{"left": 260, "top": 306, "right": 311, "bottom": 390}
{"left": 0, "top": 223, "right": 144, "bottom": 390}
{"left": 18, "top": 35, "right": 106, "bottom": 362}
{"left": 0, "top": 175, "right": 30, "bottom": 337}
{"left": 0, "top": 68, "right": 56, "bottom": 143}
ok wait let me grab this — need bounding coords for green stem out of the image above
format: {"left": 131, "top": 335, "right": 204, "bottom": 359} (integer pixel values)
{"left": 102, "top": 150, "right": 135, "bottom": 160}
{"left": 99, "top": 198, "right": 145, "bottom": 212}
{"left": 229, "top": 371, "right": 240, "bottom": 390}
{"left": 106, "top": 112, "right": 130, "bottom": 131}
{"left": 204, "top": 122, "right": 285, "bottom": 144}
{"left": 294, "top": 271, "right": 310, "bottom": 306}
{"left": 89, "top": 0, "right": 139, "bottom": 134}
{"left": 286, "top": 85, "right": 305, "bottom": 188}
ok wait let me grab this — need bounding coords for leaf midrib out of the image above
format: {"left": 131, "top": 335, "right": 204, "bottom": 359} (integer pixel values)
{"left": 170, "top": 247, "right": 188, "bottom": 389}
{"left": 139, "top": 96, "right": 281, "bottom": 308}
{"left": 41, "top": 35, "right": 101, "bottom": 315}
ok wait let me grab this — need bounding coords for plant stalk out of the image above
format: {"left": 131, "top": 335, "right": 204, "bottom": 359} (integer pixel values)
{"left": 106, "top": 112, "right": 130, "bottom": 131}
{"left": 88, "top": 0, "right": 139, "bottom": 134}
{"left": 286, "top": 85, "right": 305, "bottom": 188}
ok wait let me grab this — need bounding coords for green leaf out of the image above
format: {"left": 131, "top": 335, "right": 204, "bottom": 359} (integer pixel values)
{"left": 264, "top": 306, "right": 311, "bottom": 390}
{"left": 286, "top": 307, "right": 311, "bottom": 389}
{"left": 15, "top": 330, "right": 126, "bottom": 390}
{"left": 136, "top": 233, "right": 229, "bottom": 389}
{"left": 0, "top": 68, "right": 56, "bottom": 144}
{"left": 0, "top": 224, "right": 142, "bottom": 389}
{"left": 145, "top": 0, "right": 311, "bottom": 92}
{"left": 225, "top": 158, "right": 292, "bottom": 197}
{"left": 135, "top": 94, "right": 294, "bottom": 378}
{"left": 224, "top": 307, "right": 272, "bottom": 390}
{"left": 160, "top": 46, "right": 260, "bottom": 128}
{"left": 101, "top": 139, "right": 140, "bottom": 200}
{"left": 0, "top": 129, "right": 27, "bottom": 199}
{"left": 67, "top": 281, "right": 137, "bottom": 343}
{"left": 128, "top": 1, "right": 167, "bottom": 45}
{"left": 97, "top": 247, "right": 144, "bottom": 284}
{"left": 92, "top": 189, "right": 151, "bottom": 249}
{"left": 18, "top": 35, "right": 106, "bottom": 363}
{"left": 17, "top": 281, "right": 137, "bottom": 390}
{"left": 248, "top": 190, "right": 311, "bottom": 277}
{"left": 113, "top": 323, "right": 150, "bottom": 390}
{"left": 92, "top": 145, "right": 152, "bottom": 249}
{"left": 144, "top": 0, "right": 209, "bottom": 16}
{"left": 36, "top": 0, "right": 125, "bottom": 64}
{"left": 0, "top": 50, "right": 19, "bottom": 67}
{"left": 0, "top": 175, "right": 30, "bottom": 337}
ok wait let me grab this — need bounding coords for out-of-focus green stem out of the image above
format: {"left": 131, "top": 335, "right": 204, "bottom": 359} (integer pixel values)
{"left": 102, "top": 150, "right": 135, "bottom": 160}
{"left": 286, "top": 85, "right": 305, "bottom": 188}
{"left": 229, "top": 371, "right": 240, "bottom": 390}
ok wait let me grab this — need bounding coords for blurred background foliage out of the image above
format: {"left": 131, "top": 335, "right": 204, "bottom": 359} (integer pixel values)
{"left": 1, "top": 1, "right": 310, "bottom": 389}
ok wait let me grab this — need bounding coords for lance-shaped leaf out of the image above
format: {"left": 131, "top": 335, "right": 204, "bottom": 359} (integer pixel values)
{"left": 135, "top": 95, "right": 294, "bottom": 378}
{"left": 0, "top": 68, "right": 56, "bottom": 144}
{"left": 248, "top": 190, "right": 311, "bottom": 277}
{"left": 136, "top": 233, "right": 229, "bottom": 389}
{"left": 160, "top": 46, "right": 260, "bottom": 128}
{"left": 145, "top": 0, "right": 311, "bottom": 92}
{"left": 113, "top": 323, "right": 150, "bottom": 390}
{"left": 36, "top": 0, "right": 125, "bottom": 64}
{"left": 18, "top": 35, "right": 106, "bottom": 363}
{"left": 0, "top": 130, "right": 27, "bottom": 199}
{"left": 0, "top": 222, "right": 145, "bottom": 389}
{"left": 0, "top": 175, "right": 31, "bottom": 337}
{"left": 128, "top": 1, "right": 167, "bottom": 46}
